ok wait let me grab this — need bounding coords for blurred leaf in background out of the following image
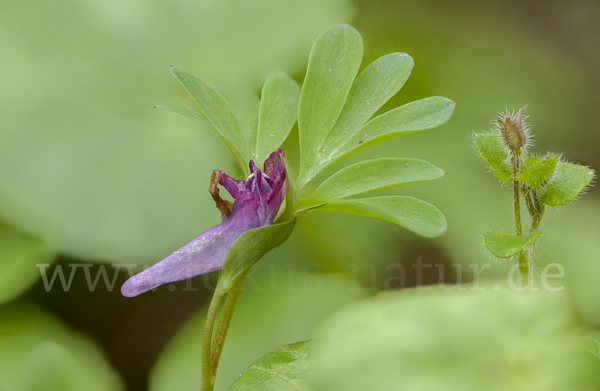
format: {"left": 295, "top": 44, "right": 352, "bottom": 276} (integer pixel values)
{"left": 0, "top": 222, "right": 56, "bottom": 304}
{"left": 0, "top": 0, "right": 354, "bottom": 267}
{"left": 0, "top": 302, "right": 123, "bottom": 390}
{"left": 311, "top": 287, "right": 598, "bottom": 391}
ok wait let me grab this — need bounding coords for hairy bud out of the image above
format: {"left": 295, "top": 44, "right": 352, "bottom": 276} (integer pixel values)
{"left": 498, "top": 109, "right": 527, "bottom": 151}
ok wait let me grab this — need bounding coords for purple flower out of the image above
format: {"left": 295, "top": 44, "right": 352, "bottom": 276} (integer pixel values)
{"left": 122, "top": 149, "right": 286, "bottom": 297}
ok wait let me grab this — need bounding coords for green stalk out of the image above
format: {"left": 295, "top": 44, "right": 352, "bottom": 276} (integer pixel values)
{"left": 209, "top": 273, "right": 248, "bottom": 386}
{"left": 511, "top": 152, "right": 528, "bottom": 281}
{"left": 201, "top": 289, "right": 226, "bottom": 391}
{"left": 523, "top": 191, "right": 544, "bottom": 287}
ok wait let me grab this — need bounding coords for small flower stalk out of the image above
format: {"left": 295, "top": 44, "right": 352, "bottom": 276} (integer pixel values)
{"left": 473, "top": 108, "right": 595, "bottom": 286}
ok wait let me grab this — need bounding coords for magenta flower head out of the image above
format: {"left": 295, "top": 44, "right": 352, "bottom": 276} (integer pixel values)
{"left": 121, "top": 149, "right": 286, "bottom": 297}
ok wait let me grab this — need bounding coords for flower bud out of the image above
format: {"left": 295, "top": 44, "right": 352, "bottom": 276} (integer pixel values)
{"left": 498, "top": 109, "right": 527, "bottom": 151}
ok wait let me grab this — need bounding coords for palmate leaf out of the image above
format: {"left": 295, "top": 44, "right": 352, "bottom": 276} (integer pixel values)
{"left": 308, "top": 158, "right": 445, "bottom": 203}
{"left": 516, "top": 156, "right": 558, "bottom": 188}
{"left": 166, "top": 68, "right": 300, "bottom": 174}
{"left": 541, "top": 162, "right": 595, "bottom": 206}
{"left": 296, "top": 25, "right": 454, "bottom": 187}
{"left": 298, "top": 24, "right": 364, "bottom": 186}
{"left": 321, "top": 53, "right": 415, "bottom": 155}
{"left": 472, "top": 132, "right": 512, "bottom": 182}
{"left": 229, "top": 339, "right": 317, "bottom": 391}
{"left": 484, "top": 231, "right": 542, "bottom": 258}
{"left": 300, "top": 196, "right": 447, "bottom": 238}
{"left": 255, "top": 73, "right": 300, "bottom": 165}
{"left": 216, "top": 219, "right": 296, "bottom": 294}
{"left": 327, "top": 97, "right": 454, "bottom": 163}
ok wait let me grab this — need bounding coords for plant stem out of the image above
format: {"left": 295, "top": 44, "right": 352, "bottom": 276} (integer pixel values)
{"left": 521, "top": 190, "right": 545, "bottom": 287}
{"left": 209, "top": 273, "right": 247, "bottom": 386}
{"left": 511, "top": 152, "right": 527, "bottom": 280}
{"left": 512, "top": 153, "right": 523, "bottom": 236}
{"left": 201, "top": 289, "right": 225, "bottom": 391}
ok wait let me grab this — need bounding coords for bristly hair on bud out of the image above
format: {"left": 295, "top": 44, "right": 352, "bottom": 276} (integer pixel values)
{"left": 496, "top": 108, "right": 532, "bottom": 152}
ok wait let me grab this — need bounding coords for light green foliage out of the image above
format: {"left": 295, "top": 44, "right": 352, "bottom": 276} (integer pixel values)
{"left": 229, "top": 340, "right": 316, "bottom": 391}
{"left": 171, "top": 67, "right": 249, "bottom": 172}
{"left": 472, "top": 132, "right": 512, "bottom": 182}
{"left": 308, "top": 158, "right": 445, "bottom": 202}
{"left": 516, "top": 156, "right": 558, "bottom": 188}
{"left": 303, "top": 196, "right": 447, "bottom": 238}
{"left": 296, "top": 25, "right": 454, "bottom": 187}
{"left": 322, "top": 53, "right": 414, "bottom": 153}
{"left": 484, "top": 231, "right": 542, "bottom": 258}
{"left": 298, "top": 25, "right": 364, "bottom": 185}
{"left": 150, "top": 272, "right": 369, "bottom": 391}
{"left": 0, "top": 0, "right": 353, "bottom": 266}
{"left": 0, "top": 303, "right": 123, "bottom": 391}
{"left": 168, "top": 68, "right": 300, "bottom": 174}
{"left": 311, "top": 288, "right": 596, "bottom": 391}
{"left": 256, "top": 74, "right": 301, "bottom": 165}
{"left": 330, "top": 97, "right": 454, "bottom": 165}
{"left": 0, "top": 224, "right": 55, "bottom": 304}
{"left": 216, "top": 220, "right": 296, "bottom": 294}
{"left": 541, "top": 162, "right": 595, "bottom": 206}
{"left": 154, "top": 105, "right": 214, "bottom": 129}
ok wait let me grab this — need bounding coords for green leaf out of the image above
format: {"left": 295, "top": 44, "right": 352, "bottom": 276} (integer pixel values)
{"left": 301, "top": 196, "right": 446, "bottom": 238}
{"left": 472, "top": 132, "right": 512, "bottom": 182}
{"left": 0, "top": 224, "right": 56, "bottom": 304}
{"left": 311, "top": 288, "right": 594, "bottom": 391}
{"left": 170, "top": 66, "right": 248, "bottom": 171}
{"left": 0, "top": 303, "right": 124, "bottom": 391}
{"left": 484, "top": 231, "right": 542, "bottom": 258}
{"left": 324, "top": 97, "right": 455, "bottom": 170}
{"left": 516, "top": 156, "right": 558, "bottom": 188}
{"left": 216, "top": 219, "right": 296, "bottom": 293}
{"left": 154, "top": 105, "right": 214, "bottom": 130}
{"left": 541, "top": 162, "right": 595, "bottom": 206}
{"left": 255, "top": 73, "right": 300, "bottom": 165}
{"left": 308, "top": 158, "right": 445, "bottom": 202}
{"left": 298, "top": 24, "right": 363, "bottom": 185}
{"left": 229, "top": 339, "right": 317, "bottom": 391}
{"left": 322, "top": 53, "right": 415, "bottom": 155}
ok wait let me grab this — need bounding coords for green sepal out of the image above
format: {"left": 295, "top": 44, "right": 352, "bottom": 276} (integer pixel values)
{"left": 216, "top": 219, "right": 296, "bottom": 294}
{"left": 472, "top": 132, "right": 512, "bottom": 182}
{"left": 484, "top": 231, "right": 542, "bottom": 258}
{"left": 540, "top": 162, "right": 595, "bottom": 206}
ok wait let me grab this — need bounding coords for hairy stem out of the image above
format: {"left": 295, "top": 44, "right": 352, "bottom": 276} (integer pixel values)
{"left": 522, "top": 190, "right": 545, "bottom": 287}
{"left": 511, "top": 152, "right": 527, "bottom": 281}
{"left": 209, "top": 273, "right": 247, "bottom": 386}
{"left": 201, "top": 290, "right": 225, "bottom": 391}
{"left": 512, "top": 153, "right": 523, "bottom": 236}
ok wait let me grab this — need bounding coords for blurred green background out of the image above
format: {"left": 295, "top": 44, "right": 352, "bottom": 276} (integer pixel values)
{"left": 1, "top": 0, "right": 599, "bottom": 390}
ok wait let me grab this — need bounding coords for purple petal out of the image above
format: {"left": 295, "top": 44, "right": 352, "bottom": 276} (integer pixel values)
{"left": 121, "top": 201, "right": 261, "bottom": 297}
{"left": 121, "top": 149, "right": 288, "bottom": 297}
